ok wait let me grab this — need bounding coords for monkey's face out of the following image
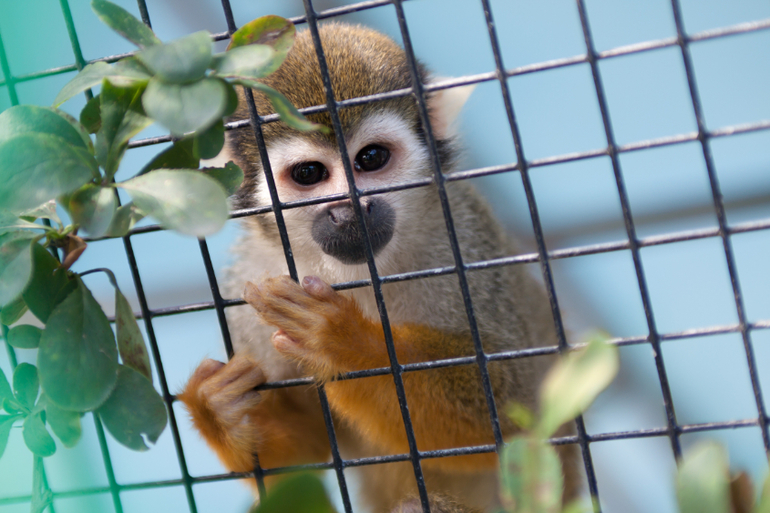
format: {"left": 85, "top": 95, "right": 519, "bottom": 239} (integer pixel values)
{"left": 251, "top": 110, "right": 436, "bottom": 272}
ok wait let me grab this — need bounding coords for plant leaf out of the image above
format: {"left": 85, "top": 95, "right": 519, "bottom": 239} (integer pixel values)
{"left": 234, "top": 79, "right": 327, "bottom": 133}
{"left": 97, "top": 365, "right": 167, "bottom": 451}
{"left": 81, "top": 95, "right": 102, "bottom": 133}
{"left": 499, "top": 435, "right": 563, "bottom": 513}
{"left": 91, "top": 0, "right": 160, "bottom": 49}
{"left": 1, "top": 295, "right": 28, "bottom": 325}
{"left": 96, "top": 80, "right": 152, "bottom": 180}
{"left": 7, "top": 324, "right": 43, "bottom": 349}
{"left": 227, "top": 15, "right": 295, "bottom": 75}
{"left": 252, "top": 473, "right": 335, "bottom": 513}
{"left": 13, "top": 363, "right": 39, "bottom": 410}
{"left": 53, "top": 62, "right": 115, "bottom": 107}
{"left": 0, "top": 368, "right": 12, "bottom": 405}
{"left": 202, "top": 161, "right": 244, "bottom": 196}
{"left": 194, "top": 119, "right": 225, "bottom": 160}
{"left": 142, "top": 77, "right": 227, "bottom": 136}
{"left": 212, "top": 44, "right": 275, "bottom": 79}
{"left": 118, "top": 169, "right": 228, "bottom": 237}
{"left": 0, "top": 212, "right": 48, "bottom": 235}
{"left": 115, "top": 287, "right": 152, "bottom": 382}
{"left": 102, "top": 203, "right": 145, "bottom": 238}
{"left": 676, "top": 441, "right": 730, "bottom": 513}
{"left": 20, "top": 200, "right": 62, "bottom": 227}
{"left": 138, "top": 138, "right": 198, "bottom": 175}
{"left": 23, "top": 412, "right": 56, "bottom": 457}
{"left": 757, "top": 470, "right": 770, "bottom": 513}
{"left": 0, "top": 414, "right": 20, "bottom": 459}
{"left": 538, "top": 336, "right": 619, "bottom": 438}
{"left": 68, "top": 184, "right": 118, "bottom": 238}
{"left": 44, "top": 395, "right": 82, "bottom": 447}
{"left": 0, "top": 105, "right": 92, "bottom": 153}
{"left": 37, "top": 277, "right": 119, "bottom": 412}
{"left": 0, "top": 133, "right": 97, "bottom": 214}
{"left": 22, "top": 243, "right": 76, "bottom": 324}
{"left": 0, "top": 231, "right": 36, "bottom": 307}
{"left": 137, "top": 30, "right": 212, "bottom": 83}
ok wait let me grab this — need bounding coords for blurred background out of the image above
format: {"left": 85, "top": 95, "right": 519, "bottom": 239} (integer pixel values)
{"left": 1, "top": 0, "right": 769, "bottom": 512}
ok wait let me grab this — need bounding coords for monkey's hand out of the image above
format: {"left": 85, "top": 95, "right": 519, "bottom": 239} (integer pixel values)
{"left": 244, "top": 275, "right": 501, "bottom": 471}
{"left": 243, "top": 275, "right": 386, "bottom": 382}
{"left": 177, "top": 354, "right": 330, "bottom": 474}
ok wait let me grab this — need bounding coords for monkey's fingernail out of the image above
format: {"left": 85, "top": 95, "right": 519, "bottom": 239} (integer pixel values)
{"left": 243, "top": 282, "right": 264, "bottom": 309}
{"left": 302, "top": 275, "right": 333, "bottom": 298}
{"left": 272, "top": 330, "right": 301, "bottom": 354}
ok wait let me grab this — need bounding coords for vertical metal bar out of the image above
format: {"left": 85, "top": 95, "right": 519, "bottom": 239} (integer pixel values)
{"left": 197, "top": 238, "right": 235, "bottom": 359}
{"left": 135, "top": 0, "right": 153, "bottom": 29}
{"left": 121, "top": 235, "right": 198, "bottom": 513}
{"left": 92, "top": 415, "right": 124, "bottom": 513}
{"left": 0, "top": 29, "right": 20, "bottom": 105}
{"left": 300, "top": 1, "right": 432, "bottom": 511}
{"left": 390, "top": 0, "right": 507, "bottom": 458}
{"left": 478, "top": 0, "right": 602, "bottom": 506}
{"left": 574, "top": 0, "right": 683, "bottom": 464}
{"left": 668, "top": 0, "right": 770, "bottom": 452}
{"left": 216, "top": 3, "right": 352, "bottom": 508}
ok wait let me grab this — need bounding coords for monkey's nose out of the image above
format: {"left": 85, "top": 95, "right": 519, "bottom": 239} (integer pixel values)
{"left": 327, "top": 204, "right": 356, "bottom": 227}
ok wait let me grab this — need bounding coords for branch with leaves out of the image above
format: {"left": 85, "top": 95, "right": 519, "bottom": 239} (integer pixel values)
{"left": 0, "top": 2, "right": 322, "bottom": 511}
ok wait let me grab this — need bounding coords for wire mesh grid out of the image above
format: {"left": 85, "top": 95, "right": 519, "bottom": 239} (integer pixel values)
{"left": 0, "top": 0, "right": 769, "bottom": 512}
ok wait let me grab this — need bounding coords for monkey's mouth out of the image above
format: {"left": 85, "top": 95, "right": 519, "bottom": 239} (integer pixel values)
{"left": 311, "top": 199, "right": 395, "bottom": 265}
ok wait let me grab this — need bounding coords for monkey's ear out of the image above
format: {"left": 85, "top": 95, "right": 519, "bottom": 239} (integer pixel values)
{"left": 427, "top": 80, "right": 476, "bottom": 140}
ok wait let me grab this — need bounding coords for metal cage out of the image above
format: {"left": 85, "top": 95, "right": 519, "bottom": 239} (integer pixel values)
{"left": 1, "top": 0, "right": 769, "bottom": 512}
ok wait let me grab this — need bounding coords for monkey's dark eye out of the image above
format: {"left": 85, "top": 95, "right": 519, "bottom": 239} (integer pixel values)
{"left": 354, "top": 145, "right": 390, "bottom": 172}
{"left": 291, "top": 162, "right": 329, "bottom": 186}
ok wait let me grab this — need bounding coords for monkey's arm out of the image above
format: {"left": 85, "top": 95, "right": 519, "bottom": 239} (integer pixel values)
{"left": 245, "top": 276, "right": 509, "bottom": 471}
{"left": 177, "top": 355, "right": 330, "bottom": 477}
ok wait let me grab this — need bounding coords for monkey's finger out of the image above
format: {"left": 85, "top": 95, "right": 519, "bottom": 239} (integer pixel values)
{"left": 301, "top": 275, "right": 337, "bottom": 301}
{"left": 208, "top": 354, "right": 266, "bottom": 393}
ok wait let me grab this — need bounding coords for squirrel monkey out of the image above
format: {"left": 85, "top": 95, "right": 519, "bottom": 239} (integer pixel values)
{"left": 178, "top": 22, "right": 579, "bottom": 513}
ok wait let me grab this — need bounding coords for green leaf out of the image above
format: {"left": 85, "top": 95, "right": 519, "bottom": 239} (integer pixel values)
{"left": 676, "top": 441, "right": 730, "bottom": 513}
{"left": 137, "top": 30, "right": 212, "bottom": 83}
{"left": 97, "top": 365, "right": 166, "bottom": 451}
{"left": 23, "top": 412, "right": 56, "bottom": 457}
{"left": 68, "top": 184, "right": 118, "bottom": 238}
{"left": 499, "top": 435, "right": 563, "bottom": 513}
{"left": 22, "top": 243, "right": 76, "bottom": 324}
{"left": 0, "top": 368, "right": 13, "bottom": 405}
{"left": 91, "top": 0, "right": 160, "bottom": 49}
{"left": 13, "top": 363, "right": 39, "bottom": 410}
{"left": 115, "top": 288, "right": 152, "bottom": 382}
{"left": 53, "top": 62, "right": 115, "bottom": 107}
{"left": 7, "top": 324, "right": 43, "bottom": 349}
{"left": 142, "top": 77, "right": 227, "bottom": 136}
{"left": 223, "top": 80, "right": 238, "bottom": 117}
{"left": 118, "top": 169, "right": 228, "bottom": 237}
{"left": 20, "top": 200, "right": 62, "bottom": 227}
{"left": 202, "top": 161, "right": 244, "bottom": 196}
{"left": 0, "top": 212, "right": 48, "bottom": 235}
{"left": 37, "top": 277, "right": 119, "bottom": 411}
{"left": 45, "top": 395, "right": 82, "bottom": 447}
{"left": 1, "top": 295, "right": 28, "bottom": 325}
{"left": 235, "top": 79, "right": 327, "bottom": 133}
{"left": 0, "top": 133, "right": 97, "bottom": 214}
{"left": 31, "top": 456, "right": 54, "bottom": 513}
{"left": 0, "top": 105, "right": 92, "bottom": 153}
{"left": 0, "top": 231, "right": 36, "bottom": 306}
{"left": 757, "top": 470, "right": 770, "bottom": 513}
{"left": 102, "top": 203, "right": 145, "bottom": 238}
{"left": 227, "top": 15, "right": 295, "bottom": 75}
{"left": 537, "top": 336, "right": 619, "bottom": 438}
{"left": 138, "top": 139, "right": 198, "bottom": 175}
{"left": 252, "top": 473, "right": 335, "bottom": 513}
{"left": 195, "top": 119, "right": 225, "bottom": 160}
{"left": 212, "top": 45, "right": 275, "bottom": 79}
{"left": 81, "top": 95, "right": 102, "bottom": 133}
{"left": 0, "top": 414, "right": 20, "bottom": 459}
{"left": 97, "top": 80, "right": 152, "bottom": 179}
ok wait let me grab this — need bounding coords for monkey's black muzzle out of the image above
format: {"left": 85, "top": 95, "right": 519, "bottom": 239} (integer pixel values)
{"left": 311, "top": 198, "right": 395, "bottom": 265}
